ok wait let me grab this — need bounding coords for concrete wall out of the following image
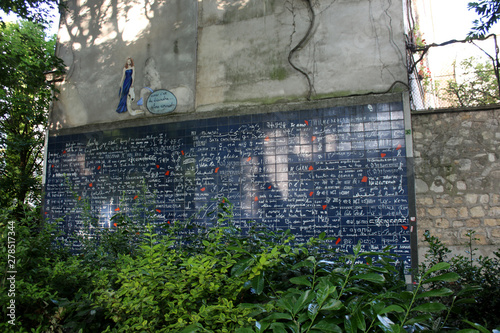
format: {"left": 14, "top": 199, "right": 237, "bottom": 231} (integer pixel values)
{"left": 51, "top": 0, "right": 198, "bottom": 129}
{"left": 412, "top": 108, "right": 500, "bottom": 260}
{"left": 195, "top": 0, "right": 407, "bottom": 110}
{"left": 50, "top": 0, "right": 407, "bottom": 130}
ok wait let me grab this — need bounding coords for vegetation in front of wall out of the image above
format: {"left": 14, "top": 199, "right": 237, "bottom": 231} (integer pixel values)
{"left": 1, "top": 200, "right": 500, "bottom": 332}
{"left": 409, "top": 25, "right": 427, "bottom": 50}
{"left": 441, "top": 57, "right": 500, "bottom": 108}
{"left": 420, "top": 230, "right": 500, "bottom": 330}
{"left": 417, "top": 60, "right": 433, "bottom": 90}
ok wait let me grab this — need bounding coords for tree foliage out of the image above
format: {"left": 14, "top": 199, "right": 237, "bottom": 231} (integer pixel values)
{"left": 0, "top": 20, "right": 64, "bottom": 213}
{"left": 442, "top": 56, "right": 500, "bottom": 107}
{"left": 0, "top": 0, "right": 60, "bottom": 25}
{"left": 468, "top": 0, "right": 500, "bottom": 37}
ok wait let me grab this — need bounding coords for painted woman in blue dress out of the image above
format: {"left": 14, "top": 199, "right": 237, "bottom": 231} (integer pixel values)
{"left": 116, "top": 57, "right": 135, "bottom": 113}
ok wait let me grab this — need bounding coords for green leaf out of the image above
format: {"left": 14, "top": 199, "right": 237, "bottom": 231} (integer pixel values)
{"left": 262, "top": 313, "right": 292, "bottom": 321}
{"left": 353, "top": 310, "right": 366, "bottom": 331}
{"left": 423, "top": 262, "right": 450, "bottom": 277}
{"left": 312, "top": 319, "right": 343, "bottom": 332}
{"left": 463, "top": 320, "right": 491, "bottom": 333}
{"left": 297, "top": 312, "right": 309, "bottom": 324}
{"left": 284, "top": 322, "right": 300, "bottom": 333}
{"left": 252, "top": 274, "right": 265, "bottom": 295}
{"left": 180, "top": 323, "right": 204, "bottom": 332}
{"left": 405, "top": 314, "right": 432, "bottom": 325}
{"left": 353, "top": 242, "right": 362, "bottom": 255}
{"left": 411, "top": 302, "right": 447, "bottom": 312}
{"left": 277, "top": 297, "right": 295, "bottom": 314}
{"left": 290, "top": 276, "right": 312, "bottom": 287}
{"left": 350, "top": 273, "right": 385, "bottom": 283}
{"left": 239, "top": 303, "right": 267, "bottom": 317}
{"left": 308, "top": 303, "right": 319, "bottom": 320}
{"left": 315, "top": 283, "right": 335, "bottom": 306}
{"left": 377, "top": 315, "right": 395, "bottom": 330}
{"left": 344, "top": 286, "right": 369, "bottom": 294}
{"left": 456, "top": 285, "right": 482, "bottom": 297}
{"left": 255, "top": 321, "right": 270, "bottom": 333}
{"left": 269, "top": 322, "right": 287, "bottom": 332}
{"left": 378, "top": 305, "right": 405, "bottom": 314}
{"left": 376, "top": 316, "right": 403, "bottom": 333}
{"left": 370, "top": 300, "right": 386, "bottom": 315}
{"left": 227, "top": 246, "right": 251, "bottom": 254}
{"left": 292, "top": 259, "right": 315, "bottom": 270}
{"left": 455, "top": 298, "right": 477, "bottom": 305}
{"left": 416, "top": 287, "right": 454, "bottom": 299}
{"left": 231, "top": 258, "right": 254, "bottom": 277}
{"left": 455, "top": 330, "right": 479, "bottom": 333}
{"left": 293, "top": 290, "right": 315, "bottom": 315}
{"left": 397, "top": 291, "right": 415, "bottom": 301}
{"left": 320, "top": 299, "right": 343, "bottom": 311}
{"left": 423, "top": 272, "right": 459, "bottom": 284}
{"left": 344, "top": 315, "right": 357, "bottom": 333}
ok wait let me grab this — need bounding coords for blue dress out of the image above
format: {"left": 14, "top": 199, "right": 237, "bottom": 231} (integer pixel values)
{"left": 116, "top": 69, "right": 133, "bottom": 113}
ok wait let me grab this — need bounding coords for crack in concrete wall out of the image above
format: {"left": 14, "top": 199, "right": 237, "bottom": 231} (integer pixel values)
{"left": 285, "top": 0, "right": 315, "bottom": 100}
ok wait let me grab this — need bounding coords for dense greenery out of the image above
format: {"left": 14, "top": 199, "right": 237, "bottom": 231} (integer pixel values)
{"left": 468, "top": 0, "right": 500, "bottom": 37}
{"left": 421, "top": 230, "right": 500, "bottom": 330}
{"left": 0, "top": 0, "right": 60, "bottom": 25}
{"left": 442, "top": 57, "right": 500, "bottom": 107}
{"left": 0, "top": 20, "right": 64, "bottom": 215}
{"left": 1, "top": 199, "right": 499, "bottom": 332}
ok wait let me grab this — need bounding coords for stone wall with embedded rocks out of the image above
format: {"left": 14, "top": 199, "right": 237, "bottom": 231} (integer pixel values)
{"left": 412, "top": 108, "right": 500, "bottom": 261}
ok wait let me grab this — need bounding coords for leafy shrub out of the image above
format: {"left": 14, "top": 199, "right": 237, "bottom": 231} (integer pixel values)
{"left": 2, "top": 201, "right": 500, "bottom": 332}
{"left": 421, "top": 230, "right": 500, "bottom": 330}
{"left": 0, "top": 205, "right": 92, "bottom": 332}
{"left": 93, "top": 200, "right": 295, "bottom": 332}
{"left": 240, "top": 243, "right": 467, "bottom": 333}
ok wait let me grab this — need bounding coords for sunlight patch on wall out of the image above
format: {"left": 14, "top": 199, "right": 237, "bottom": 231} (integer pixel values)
{"left": 217, "top": 0, "right": 250, "bottom": 11}
{"left": 118, "top": 0, "right": 153, "bottom": 44}
{"left": 92, "top": 0, "right": 116, "bottom": 46}
{"left": 58, "top": 25, "right": 71, "bottom": 43}
{"left": 94, "top": 24, "right": 117, "bottom": 46}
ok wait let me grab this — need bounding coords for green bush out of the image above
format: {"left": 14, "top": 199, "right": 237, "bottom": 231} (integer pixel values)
{"left": 0, "top": 205, "right": 93, "bottom": 332}
{"left": 2, "top": 201, "right": 500, "bottom": 332}
{"left": 421, "top": 230, "right": 500, "bottom": 330}
{"left": 242, "top": 244, "right": 462, "bottom": 333}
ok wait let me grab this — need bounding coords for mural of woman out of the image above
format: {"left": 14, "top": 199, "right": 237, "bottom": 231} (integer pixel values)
{"left": 116, "top": 57, "right": 135, "bottom": 113}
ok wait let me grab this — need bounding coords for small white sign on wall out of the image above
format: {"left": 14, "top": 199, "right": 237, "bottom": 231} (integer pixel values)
{"left": 146, "top": 90, "right": 177, "bottom": 114}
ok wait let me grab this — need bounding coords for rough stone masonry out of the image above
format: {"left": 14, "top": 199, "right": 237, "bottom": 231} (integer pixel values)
{"left": 412, "top": 108, "right": 500, "bottom": 260}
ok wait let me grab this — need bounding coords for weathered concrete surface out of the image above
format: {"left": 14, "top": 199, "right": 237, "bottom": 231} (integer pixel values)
{"left": 51, "top": 0, "right": 197, "bottom": 129}
{"left": 196, "top": 0, "right": 407, "bottom": 110}
{"left": 412, "top": 109, "right": 500, "bottom": 260}
{"left": 51, "top": 0, "right": 407, "bottom": 129}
